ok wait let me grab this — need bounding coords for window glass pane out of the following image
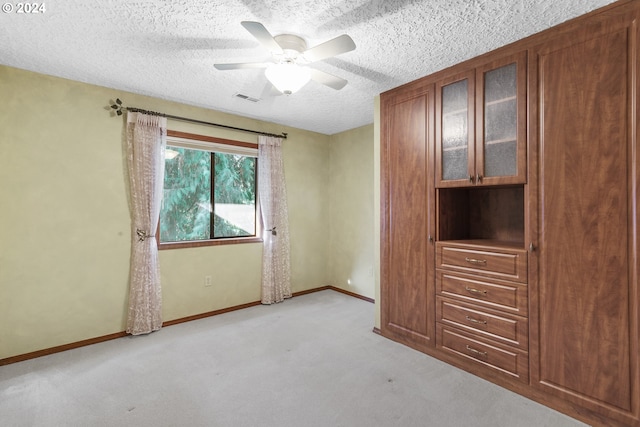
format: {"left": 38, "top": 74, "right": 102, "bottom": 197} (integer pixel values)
{"left": 160, "top": 147, "right": 211, "bottom": 242}
{"left": 213, "top": 153, "right": 256, "bottom": 238}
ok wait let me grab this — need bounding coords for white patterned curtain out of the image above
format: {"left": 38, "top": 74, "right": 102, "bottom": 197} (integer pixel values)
{"left": 258, "top": 135, "right": 292, "bottom": 304}
{"left": 125, "top": 112, "right": 166, "bottom": 334}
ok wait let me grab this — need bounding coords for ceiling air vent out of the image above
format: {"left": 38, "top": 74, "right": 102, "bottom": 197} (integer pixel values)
{"left": 233, "top": 93, "right": 260, "bottom": 103}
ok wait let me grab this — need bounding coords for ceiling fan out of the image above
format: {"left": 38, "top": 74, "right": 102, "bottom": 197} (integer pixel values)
{"left": 214, "top": 21, "right": 356, "bottom": 95}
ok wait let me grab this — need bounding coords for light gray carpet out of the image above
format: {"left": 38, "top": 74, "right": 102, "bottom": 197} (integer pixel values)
{"left": 0, "top": 290, "right": 586, "bottom": 427}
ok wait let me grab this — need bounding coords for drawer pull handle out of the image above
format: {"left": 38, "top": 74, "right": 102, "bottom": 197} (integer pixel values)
{"left": 465, "top": 257, "right": 487, "bottom": 265}
{"left": 465, "top": 315, "right": 487, "bottom": 325}
{"left": 465, "top": 286, "right": 487, "bottom": 296}
{"left": 466, "top": 345, "right": 487, "bottom": 357}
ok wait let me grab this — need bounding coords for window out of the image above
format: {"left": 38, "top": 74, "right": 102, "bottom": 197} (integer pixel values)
{"left": 159, "top": 131, "right": 261, "bottom": 248}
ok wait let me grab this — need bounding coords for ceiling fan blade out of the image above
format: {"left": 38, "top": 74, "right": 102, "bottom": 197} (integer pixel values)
{"left": 309, "top": 68, "right": 348, "bottom": 90}
{"left": 214, "top": 62, "right": 269, "bottom": 70}
{"left": 240, "top": 21, "right": 284, "bottom": 54}
{"left": 303, "top": 34, "right": 356, "bottom": 62}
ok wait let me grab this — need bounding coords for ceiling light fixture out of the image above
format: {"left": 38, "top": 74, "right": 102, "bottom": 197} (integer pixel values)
{"left": 265, "top": 62, "right": 311, "bottom": 95}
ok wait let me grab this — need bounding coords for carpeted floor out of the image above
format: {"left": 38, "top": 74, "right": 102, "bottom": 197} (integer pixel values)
{"left": 0, "top": 290, "right": 586, "bottom": 426}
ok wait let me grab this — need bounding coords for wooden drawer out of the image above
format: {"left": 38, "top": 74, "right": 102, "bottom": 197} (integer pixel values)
{"left": 436, "top": 242, "right": 527, "bottom": 283}
{"left": 437, "top": 324, "right": 529, "bottom": 383}
{"left": 436, "top": 297, "right": 528, "bottom": 349}
{"left": 436, "top": 270, "right": 528, "bottom": 316}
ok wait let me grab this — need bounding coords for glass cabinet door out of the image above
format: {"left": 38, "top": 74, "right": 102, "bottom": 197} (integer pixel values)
{"left": 476, "top": 52, "right": 526, "bottom": 185}
{"left": 436, "top": 70, "right": 474, "bottom": 187}
{"left": 483, "top": 63, "right": 517, "bottom": 177}
{"left": 436, "top": 54, "right": 525, "bottom": 188}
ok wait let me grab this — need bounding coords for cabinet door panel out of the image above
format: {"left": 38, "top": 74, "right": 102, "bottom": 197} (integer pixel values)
{"left": 483, "top": 63, "right": 517, "bottom": 177}
{"left": 476, "top": 52, "right": 527, "bottom": 185}
{"left": 381, "top": 85, "right": 435, "bottom": 349}
{"left": 534, "top": 25, "right": 635, "bottom": 415}
{"left": 442, "top": 80, "right": 470, "bottom": 180}
{"left": 436, "top": 70, "right": 475, "bottom": 187}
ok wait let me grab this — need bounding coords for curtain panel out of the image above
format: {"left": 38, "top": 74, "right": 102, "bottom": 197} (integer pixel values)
{"left": 258, "top": 135, "right": 292, "bottom": 304}
{"left": 125, "top": 112, "right": 166, "bottom": 335}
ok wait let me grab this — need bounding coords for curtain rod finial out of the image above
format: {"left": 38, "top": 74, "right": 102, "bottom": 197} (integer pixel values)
{"left": 109, "top": 98, "right": 126, "bottom": 117}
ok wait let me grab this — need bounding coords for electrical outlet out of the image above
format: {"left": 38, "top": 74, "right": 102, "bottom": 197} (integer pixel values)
{"left": 204, "top": 276, "right": 212, "bottom": 287}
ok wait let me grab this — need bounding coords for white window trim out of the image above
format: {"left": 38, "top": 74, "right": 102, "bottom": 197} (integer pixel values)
{"left": 166, "top": 135, "right": 258, "bottom": 157}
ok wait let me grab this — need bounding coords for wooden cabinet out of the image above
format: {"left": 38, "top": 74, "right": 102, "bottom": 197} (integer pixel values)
{"left": 436, "top": 241, "right": 529, "bottom": 383}
{"left": 380, "top": 1, "right": 640, "bottom": 425}
{"left": 528, "top": 4, "right": 640, "bottom": 425}
{"left": 436, "top": 240, "right": 527, "bottom": 283}
{"left": 436, "top": 270, "right": 528, "bottom": 317}
{"left": 436, "top": 323, "right": 530, "bottom": 382}
{"left": 435, "top": 52, "right": 526, "bottom": 188}
{"left": 380, "top": 81, "right": 436, "bottom": 352}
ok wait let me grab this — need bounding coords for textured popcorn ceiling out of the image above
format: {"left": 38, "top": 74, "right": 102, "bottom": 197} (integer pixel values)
{"left": 0, "top": 0, "right": 617, "bottom": 135}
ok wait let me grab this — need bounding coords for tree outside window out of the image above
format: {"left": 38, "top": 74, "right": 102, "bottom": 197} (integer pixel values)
{"left": 159, "top": 142, "right": 258, "bottom": 246}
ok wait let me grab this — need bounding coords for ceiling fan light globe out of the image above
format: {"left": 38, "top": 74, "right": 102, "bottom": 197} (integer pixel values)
{"left": 265, "top": 63, "right": 311, "bottom": 95}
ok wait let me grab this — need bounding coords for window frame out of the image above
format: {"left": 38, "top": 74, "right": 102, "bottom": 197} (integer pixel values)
{"left": 158, "top": 130, "right": 262, "bottom": 250}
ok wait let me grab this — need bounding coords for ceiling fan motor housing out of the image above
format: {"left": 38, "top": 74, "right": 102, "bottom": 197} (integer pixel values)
{"left": 274, "top": 34, "right": 308, "bottom": 62}
{"left": 274, "top": 34, "right": 307, "bottom": 53}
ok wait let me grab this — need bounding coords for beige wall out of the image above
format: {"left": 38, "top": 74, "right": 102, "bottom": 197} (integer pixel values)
{"left": 373, "top": 96, "right": 381, "bottom": 329}
{"left": 328, "top": 125, "right": 375, "bottom": 299}
{"left": 0, "top": 65, "right": 344, "bottom": 359}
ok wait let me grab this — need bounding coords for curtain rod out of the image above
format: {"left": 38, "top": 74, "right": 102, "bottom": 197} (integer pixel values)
{"left": 109, "top": 99, "right": 287, "bottom": 139}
